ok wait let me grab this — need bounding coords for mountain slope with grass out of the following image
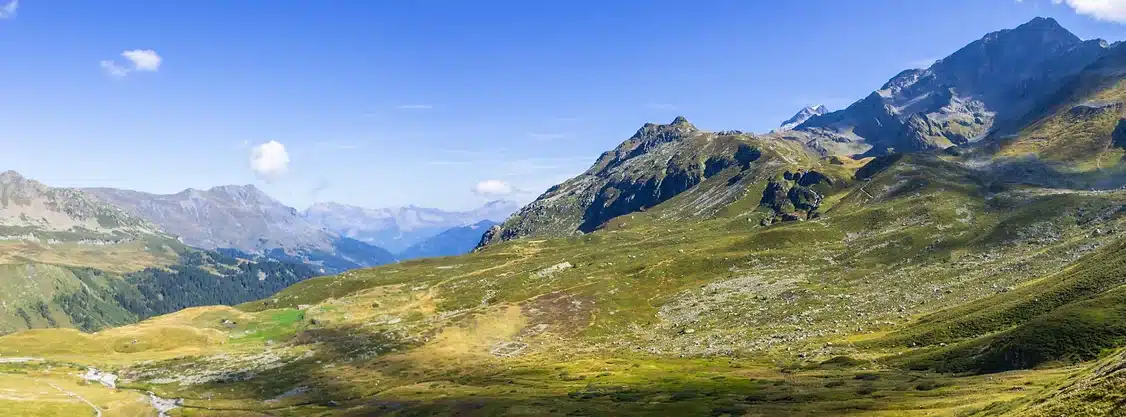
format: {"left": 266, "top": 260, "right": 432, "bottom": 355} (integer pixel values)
{"left": 478, "top": 116, "right": 817, "bottom": 247}
{"left": 0, "top": 173, "right": 323, "bottom": 335}
{"left": 8, "top": 17, "right": 1126, "bottom": 417}
{"left": 7, "top": 146, "right": 1126, "bottom": 415}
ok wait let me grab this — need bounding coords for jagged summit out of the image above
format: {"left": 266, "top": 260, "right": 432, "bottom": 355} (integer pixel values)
{"left": 0, "top": 170, "right": 24, "bottom": 182}
{"left": 792, "top": 15, "right": 1108, "bottom": 156}
{"left": 670, "top": 115, "right": 693, "bottom": 127}
{"left": 778, "top": 105, "right": 828, "bottom": 131}
{"left": 1014, "top": 16, "right": 1070, "bottom": 35}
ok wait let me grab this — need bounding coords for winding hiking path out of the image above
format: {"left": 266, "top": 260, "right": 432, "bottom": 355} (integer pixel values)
{"left": 44, "top": 381, "right": 101, "bottom": 417}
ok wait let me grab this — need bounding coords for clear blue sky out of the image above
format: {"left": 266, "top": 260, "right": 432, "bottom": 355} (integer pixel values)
{"left": 0, "top": 0, "right": 1123, "bottom": 210}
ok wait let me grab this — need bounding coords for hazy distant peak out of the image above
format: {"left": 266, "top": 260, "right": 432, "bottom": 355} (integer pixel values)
{"left": 0, "top": 170, "right": 24, "bottom": 182}
{"left": 778, "top": 104, "right": 828, "bottom": 131}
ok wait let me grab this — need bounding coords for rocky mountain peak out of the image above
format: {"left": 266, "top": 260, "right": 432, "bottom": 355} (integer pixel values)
{"left": 779, "top": 105, "right": 828, "bottom": 131}
{"left": 670, "top": 116, "right": 695, "bottom": 128}
{"left": 1013, "top": 16, "right": 1072, "bottom": 38}
{"left": 211, "top": 184, "right": 260, "bottom": 195}
{"left": 793, "top": 16, "right": 1110, "bottom": 157}
{"left": 0, "top": 170, "right": 25, "bottom": 183}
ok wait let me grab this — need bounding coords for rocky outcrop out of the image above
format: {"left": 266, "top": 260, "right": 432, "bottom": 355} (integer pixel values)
{"left": 759, "top": 170, "right": 836, "bottom": 223}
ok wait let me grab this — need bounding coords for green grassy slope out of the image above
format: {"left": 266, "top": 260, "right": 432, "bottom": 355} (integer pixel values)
{"left": 1, "top": 151, "right": 1124, "bottom": 415}
{"left": 0, "top": 239, "right": 321, "bottom": 335}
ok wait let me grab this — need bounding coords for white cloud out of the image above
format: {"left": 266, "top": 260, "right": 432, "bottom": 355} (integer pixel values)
{"left": 396, "top": 104, "right": 433, "bottom": 110}
{"left": 472, "top": 179, "right": 513, "bottom": 197}
{"left": 99, "top": 60, "right": 130, "bottom": 77}
{"left": 100, "top": 49, "right": 162, "bottom": 77}
{"left": 122, "top": 49, "right": 162, "bottom": 71}
{"left": 249, "top": 140, "right": 290, "bottom": 181}
{"left": 0, "top": 0, "right": 18, "bottom": 19}
{"left": 1055, "top": 0, "right": 1126, "bottom": 23}
{"left": 646, "top": 103, "right": 678, "bottom": 110}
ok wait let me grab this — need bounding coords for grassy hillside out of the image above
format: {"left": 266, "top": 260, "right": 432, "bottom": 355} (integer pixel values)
{"left": 4, "top": 151, "right": 1126, "bottom": 415}
{"left": 0, "top": 236, "right": 321, "bottom": 335}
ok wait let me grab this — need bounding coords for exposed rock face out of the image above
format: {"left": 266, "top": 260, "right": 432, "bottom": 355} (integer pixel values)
{"left": 477, "top": 117, "right": 798, "bottom": 248}
{"left": 303, "top": 200, "right": 518, "bottom": 253}
{"left": 0, "top": 170, "right": 162, "bottom": 239}
{"left": 759, "top": 170, "right": 835, "bottom": 222}
{"left": 793, "top": 17, "right": 1110, "bottom": 156}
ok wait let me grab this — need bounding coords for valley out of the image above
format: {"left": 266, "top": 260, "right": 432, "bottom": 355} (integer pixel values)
{"left": 5, "top": 13, "right": 1126, "bottom": 417}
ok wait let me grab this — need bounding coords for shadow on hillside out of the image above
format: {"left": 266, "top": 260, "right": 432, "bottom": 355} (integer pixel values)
{"left": 152, "top": 322, "right": 1035, "bottom": 416}
{"left": 982, "top": 155, "right": 1126, "bottom": 190}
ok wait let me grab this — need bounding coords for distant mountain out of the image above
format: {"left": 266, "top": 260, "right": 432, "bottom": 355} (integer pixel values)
{"left": 789, "top": 17, "right": 1110, "bottom": 156}
{"left": 0, "top": 170, "right": 163, "bottom": 242}
{"left": 776, "top": 104, "right": 827, "bottom": 131}
{"left": 398, "top": 220, "right": 497, "bottom": 260}
{"left": 85, "top": 185, "right": 395, "bottom": 273}
{"left": 303, "top": 200, "right": 518, "bottom": 253}
{"left": 0, "top": 171, "right": 320, "bottom": 334}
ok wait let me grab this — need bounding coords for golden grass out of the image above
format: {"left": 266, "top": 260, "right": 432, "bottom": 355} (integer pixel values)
{"left": 0, "top": 367, "right": 151, "bottom": 417}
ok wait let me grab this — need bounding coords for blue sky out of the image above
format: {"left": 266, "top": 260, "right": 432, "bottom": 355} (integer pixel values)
{"left": 0, "top": 0, "right": 1124, "bottom": 210}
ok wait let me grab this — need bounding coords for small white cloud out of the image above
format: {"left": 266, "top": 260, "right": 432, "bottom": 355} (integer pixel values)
{"left": 1056, "top": 0, "right": 1126, "bottom": 23}
{"left": 646, "top": 103, "right": 678, "bottom": 110}
{"left": 396, "top": 104, "right": 433, "bottom": 110}
{"left": 100, "top": 60, "right": 130, "bottom": 77}
{"left": 122, "top": 49, "right": 162, "bottom": 71}
{"left": 100, "top": 49, "right": 162, "bottom": 77}
{"left": 249, "top": 140, "right": 290, "bottom": 181}
{"left": 472, "top": 179, "right": 513, "bottom": 197}
{"left": 0, "top": 0, "right": 18, "bottom": 19}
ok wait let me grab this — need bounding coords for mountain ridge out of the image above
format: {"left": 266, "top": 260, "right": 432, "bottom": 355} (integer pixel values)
{"left": 479, "top": 16, "right": 1122, "bottom": 248}
{"left": 792, "top": 16, "right": 1110, "bottom": 156}
{"left": 84, "top": 185, "right": 396, "bottom": 273}
{"left": 304, "top": 199, "right": 518, "bottom": 253}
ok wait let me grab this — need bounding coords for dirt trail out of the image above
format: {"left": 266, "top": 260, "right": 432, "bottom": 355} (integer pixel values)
{"left": 43, "top": 381, "right": 101, "bottom": 417}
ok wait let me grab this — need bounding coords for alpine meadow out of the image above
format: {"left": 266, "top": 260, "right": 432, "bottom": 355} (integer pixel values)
{"left": 6, "top": 3, "right": 1126, "bottom": 417}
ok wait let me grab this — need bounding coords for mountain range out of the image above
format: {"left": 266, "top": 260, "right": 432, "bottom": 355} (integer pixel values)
{"left": 303, "top": 200, "right": 517, "bottom": 253}
{"left": 0, "top": 171, "right": 515, "bottom": 334}
{"left": 479, "top": 17, "right": 1126, "bottom": 247}
{"left": 7, "top": 17, "right": 1126, "bottom": 416}
{"left": 86, "top": 185, "right": 397, "bottom": 273}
